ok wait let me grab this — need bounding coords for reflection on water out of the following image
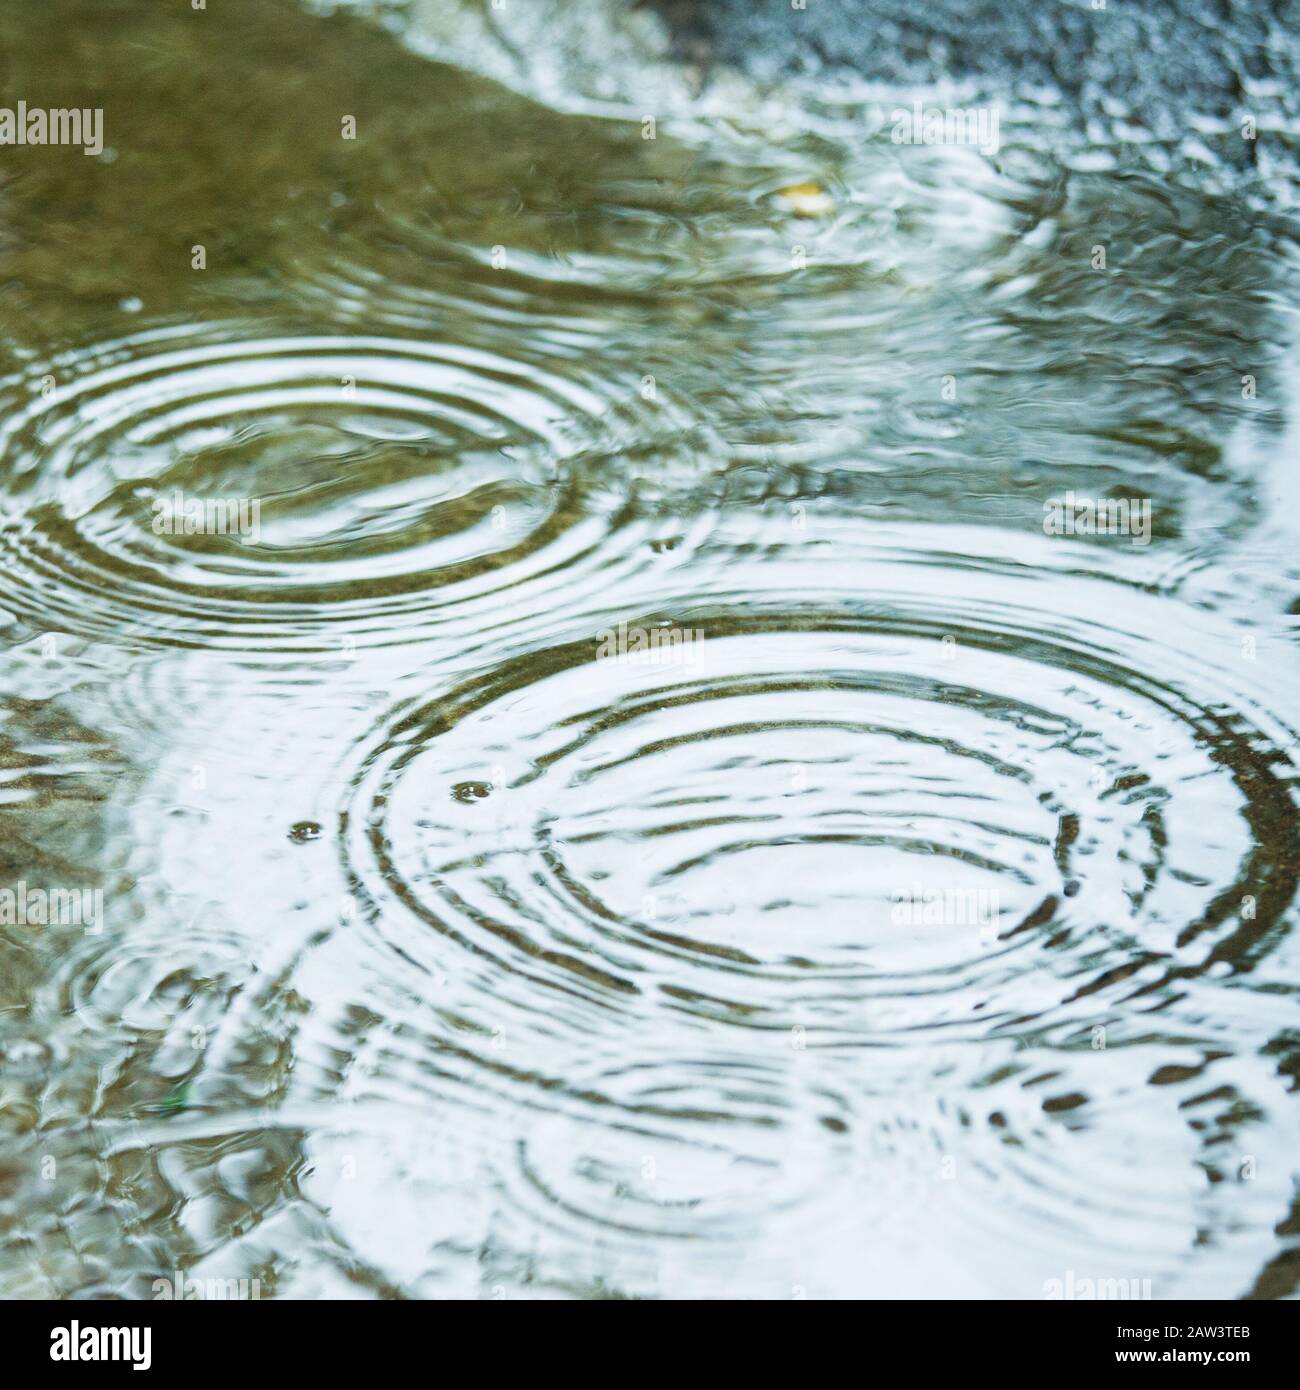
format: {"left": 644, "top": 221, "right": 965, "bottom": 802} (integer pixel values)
{"left": 1, "top": 0, "right": 1298, "bottom": 1299}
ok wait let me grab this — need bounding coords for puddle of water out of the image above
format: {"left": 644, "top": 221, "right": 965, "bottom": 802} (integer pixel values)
{"left": 1, "top": 0, "right": 1298, "bottom": 1299}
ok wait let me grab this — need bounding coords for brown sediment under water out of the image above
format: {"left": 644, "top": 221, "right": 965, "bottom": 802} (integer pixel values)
{"left": 0, "top": 0, "right": 1298, "bottom": 1298}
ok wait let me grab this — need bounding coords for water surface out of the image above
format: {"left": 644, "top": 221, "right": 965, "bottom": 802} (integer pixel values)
{"left": 1, "top": 0, "right": 1298, "bottom": 1299}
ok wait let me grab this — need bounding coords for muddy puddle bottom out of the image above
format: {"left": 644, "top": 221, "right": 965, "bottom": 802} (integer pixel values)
{"left": 0, "top": 0, "right": 1298, "bottom": 1298}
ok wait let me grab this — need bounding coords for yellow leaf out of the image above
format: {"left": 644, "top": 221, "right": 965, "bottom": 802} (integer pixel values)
{"left": 776, "top": 182, "right": 833, "bottom": 217}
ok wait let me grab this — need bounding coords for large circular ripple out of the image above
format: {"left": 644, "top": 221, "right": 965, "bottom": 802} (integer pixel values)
{"left": 0, "top": 328, "right": 674, "bottom": 652}
{"left": 341, "top": 604, "right": 1298, "bottom": 1044}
